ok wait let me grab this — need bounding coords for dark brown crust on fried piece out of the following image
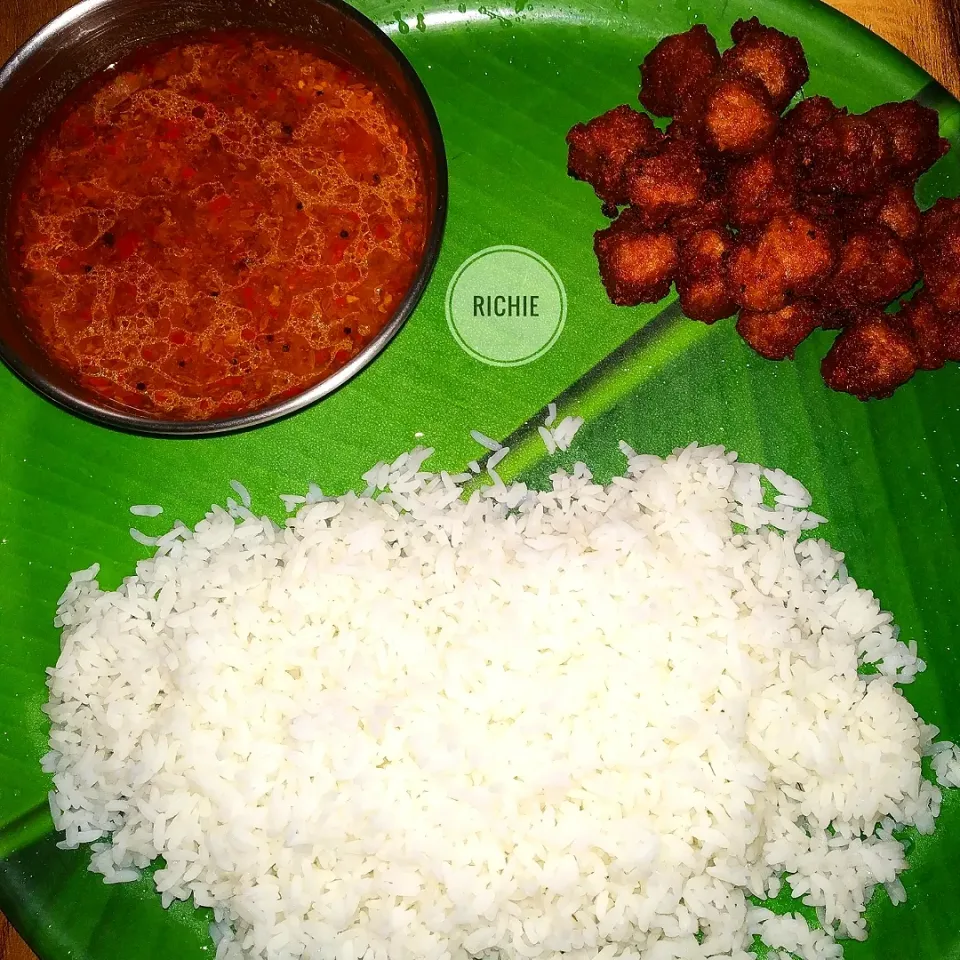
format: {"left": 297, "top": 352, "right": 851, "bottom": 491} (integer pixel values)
{"left": 821, "top": 310, "right": 918, "bottom": 399}
{"left": 722, "top": 18, "right": 810, "bottom": 112}
{"left": 921, "top": 195, "right": 960, "bottom": 236}
{"left": 566, "top": 105, "right": 664, "bottom": 208}
{"left": 639, "top": 25, "right": 721, "bottom": 118}
{"left": 624, "top": 137, "right": 709, "bottom": 226}
{"left": 782, "top": 97, "right": 846, "bottom": 196}
{"left": 701, "top": 75, "right": 779, "bottom": 157}
{"left": 728, "top": 211, "right": 836, "bottom": 311}
{"left": 833, "top": 182, "right": 920, "bottom": 247}
{"left": 736, "top": 300, "right": 822, "bottom": 359}
{"left": 919, "top": 197, "right": 960, "bottom": 311}
{"left": 865, "top": 101, "right": 949, "bottom": 181}
{"left": 667, "top": 195, "right": 729, "bottom": 242}
{"left": 945, "top": 322, "right": 960, "bottom": 362}
{"left": 894, "top": 290, "right": 950, "bottom": 370}
{"left": 801, "top": 113, "right": 892, "bottom": 197}
{"left": 801, "top": 192, "right": 840, "bottom": 221}
{"left": 782, "top": 96, "right": 845, "bottom": 143}
{"left": 594, "top": 208, "right": 679, "bottom": 305}
{"left": 726, "top": 140, "right": 797, "bottom": 229}
{"left": 875, "top": 182, "right": 922, "bottom": 247}
{"left": 573, "top": 24, "right": 956, "bottom": 407}
{"left": 820, "top": 223, "right": 919, "bottom": 308}
{"left": 676, "top": 227, "right": 736, "bottom": 323}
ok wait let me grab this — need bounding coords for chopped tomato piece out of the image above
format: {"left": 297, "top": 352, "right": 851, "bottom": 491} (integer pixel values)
{"left": 207, "top": 194, "right": 232, "bottom": 215}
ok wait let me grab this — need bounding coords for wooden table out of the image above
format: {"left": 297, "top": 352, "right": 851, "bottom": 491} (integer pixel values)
{"left": 1, "top": 0, "right": 958, "bottom": 957}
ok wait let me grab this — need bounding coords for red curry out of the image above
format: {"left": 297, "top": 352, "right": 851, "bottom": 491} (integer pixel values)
{"left": 8, "top": 31, "right": 428, "bottom": 420}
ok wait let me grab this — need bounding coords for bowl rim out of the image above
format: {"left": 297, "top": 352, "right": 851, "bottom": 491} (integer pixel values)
{"left": 0, "top": 0, "right": 448, "bottom": 438}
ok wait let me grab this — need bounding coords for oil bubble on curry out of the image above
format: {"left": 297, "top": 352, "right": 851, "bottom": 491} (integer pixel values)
{"left": 8, "top": 30, "right": 428, "bottom": 420}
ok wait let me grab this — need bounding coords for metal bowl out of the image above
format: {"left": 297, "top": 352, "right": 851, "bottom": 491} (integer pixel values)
{"left": 0, "top": 0, "right": 447, "bottom": 437}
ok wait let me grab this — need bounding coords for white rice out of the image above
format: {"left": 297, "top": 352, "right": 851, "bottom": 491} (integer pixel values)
{"left": 931, "top": 742, "right": 960, "bottom": 788}
{"left": 44, "top": 441, "right": 954, "bottom": 960}
{"left": 470, "top": 429, "right": 502, "bottom": 451}
{"left": 487, "top": 446, "right": 510, "bottom": 471}
{"left": 553, "top": 415, "right": 584, "bottom": 451}
{"left": 129, "top": 505, "right": 163, "bottom": 518}
{"left": 538, "top": 413, "right": 584, "bottom": 455}
{"left": 230, "top": 480, "right": 252, "bottom": 509}
{"left": 538, "top": 425, "right": 558, "bottom": 455}
{"left": 763, "top": 468, "right": 813, "bottom": 510}
{"left": 128, "top": 527, "right": 158, "bottom": 546}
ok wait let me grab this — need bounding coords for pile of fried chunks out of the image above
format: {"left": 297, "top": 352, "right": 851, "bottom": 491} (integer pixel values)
{"left": 566, "top": 18, "right": 960, "bottom": 399}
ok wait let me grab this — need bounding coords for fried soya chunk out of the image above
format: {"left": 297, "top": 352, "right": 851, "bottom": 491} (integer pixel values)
{"left": 893, "top": 289, "right": 959, "bottom": 370}
{"left": 701, "top": 75, "right": 779, "bottom": 156}
{"left": 728, "top": 211, "right": 836, "bottom": 311}
{"left": 944, "top": 312, "right": 960, "bottom": 361}
{"left": 821, "top": 223, "right": 918, "bottom": 308}
{"left": 782, "top": 95, "right": 845, "bottom": 144}
{"left": 835, "top": 182, "right": 921, "bottom": 246}
{"left": 566, "top": 105, "right": 664, "bottom": 208}
{"left": 802, "top": 191, "right": 840, "bottom": 221}
{"left": 624, "top": 137, "right": 708, "bottom": 225}
{"left": 676, "top": 227, "right": 736, "bottom": 323}
{"left": 726, "top": 140, "right": 797, "bottom": 229}
{"left": 818, "top": 308, "right": 848, "bottom": 330}
{"left": 594, "top": 208, "right": 679, "bottom": 305}
{"left": 721, "top": 18, "right": 809, "bottom": 112}
{"left": 821, "top": 309, "right": 918, "bottom": 399}
{"left": 801, "top": 113, "right": 892, "bottom": 197}
{"left": 865, "top": 101, "right": 949, "bottom": 181}
{"left": 639, "top": 25, "right": 721, "bottom": 118}
{"left": 667, "top": 194, "right": 729, "bottom": 241}
{"left": 736, "top": 299, "right": 822, "bottom": 359}
{"left": 919, "top": 197, "right": 960, "bottom": 311}
{"left": 874, "top": 182, "right": 922, "bottom": 246}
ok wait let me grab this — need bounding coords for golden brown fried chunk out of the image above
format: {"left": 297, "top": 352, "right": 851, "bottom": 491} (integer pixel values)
{"left": 736, "top": 300, "right": 822, "bottom": 359}
{"left": 920, "top": 194, "right": 960, "bottom": 235}
{"left": 594, "top": 209, "right": 678, "bottom": 305}
{"left": 722, "top": 18, "right": 809, "bottom": 112}
{"left": 624, "top": 138, "right": 709, "bottom": 226}
{"left": 865, "top": 101, "right": 949, "bottom": 181}
{"left": 639, "top": 25, "right": 721, "bottom": 118}
{"left": 701, "top": 75, "right": 779, "bottom": 156}
{"left": 667, "top": 194, "right": 729, "bottom": 241}
{"left": 728, "top": 211, "right": 836, "bottom": 311}
{"left": 821, "top": 224, "right": 918, "bottom": 308}
{"left": 783, "top": 95, "right": 845, "bottom": 142}
{"left": 919, "top": 197, "right": 960, "bottom": 311}
{"left": 894, "top": 290, "right": 951, "bottom": 370}
{"left": 821, "top": 310, "right": 918, "bottom": 399}
{"left": 875, "top": 182, "right": 922, "bottom": 246}
{"left": 676, "top": 227, "right": 736, "bottom": 322}
{"left": 801, "top": 114, "right": 892, "bottom": 197}
{"left": 835, "top": 182, "right": 920, "bottom": 246}
{"left": 783, "top": 97, "right": 845, "bottom": 194}
{"left": 726, "top": 140, "right": 797, "bottom": 229}
{"left": 566, "top": 105, "right": 664, "bottom": 208}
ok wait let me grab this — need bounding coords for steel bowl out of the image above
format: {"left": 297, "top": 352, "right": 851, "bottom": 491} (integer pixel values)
{"left": 0, "top": 0, "right": 447, "bottom": 437}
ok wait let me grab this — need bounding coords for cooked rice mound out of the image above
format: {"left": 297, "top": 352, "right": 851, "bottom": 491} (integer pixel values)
{"left": 44, "top": 442, "right": 957, "bottom": 960}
